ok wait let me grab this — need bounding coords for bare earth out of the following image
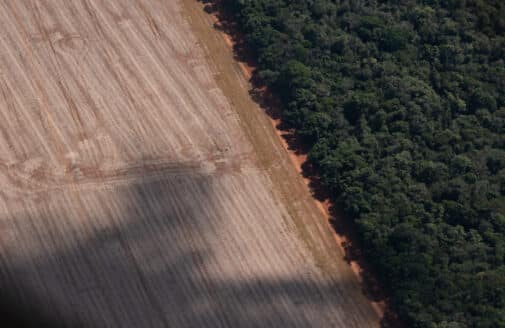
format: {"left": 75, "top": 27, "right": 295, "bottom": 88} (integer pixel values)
{"left": 0, "top": 0, "right": 379, "bottom": 327}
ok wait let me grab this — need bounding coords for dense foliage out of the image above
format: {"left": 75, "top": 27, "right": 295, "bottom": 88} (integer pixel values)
{"left": 222, "top": 0, "right": 505, "bottom": 326}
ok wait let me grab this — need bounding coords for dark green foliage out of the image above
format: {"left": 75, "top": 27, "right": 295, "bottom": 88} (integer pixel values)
{"left": 223, "top": 0, "right": 505, "bottom": 326}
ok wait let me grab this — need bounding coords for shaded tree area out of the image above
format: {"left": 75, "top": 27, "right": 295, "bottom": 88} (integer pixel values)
{"left": 221, "top": 0, "right": 505, "bottom": 326}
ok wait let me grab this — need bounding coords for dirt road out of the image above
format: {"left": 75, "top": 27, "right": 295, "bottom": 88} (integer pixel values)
{"left": 0, "top": 0, "right": 379, "bottom": 326}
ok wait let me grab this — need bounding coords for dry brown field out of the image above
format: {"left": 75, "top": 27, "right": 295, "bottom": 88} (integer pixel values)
{"left": 0, "top": 0, "right": 380, "bottom": 327}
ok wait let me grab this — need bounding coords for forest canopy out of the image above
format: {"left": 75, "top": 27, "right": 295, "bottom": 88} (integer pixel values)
{"left": 221, "top": 0, "right": 505, "bottom": 326}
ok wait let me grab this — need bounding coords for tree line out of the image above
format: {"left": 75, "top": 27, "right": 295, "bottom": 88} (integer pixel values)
{"left": 221, "top": 0, "right": 505, "bottom": 326}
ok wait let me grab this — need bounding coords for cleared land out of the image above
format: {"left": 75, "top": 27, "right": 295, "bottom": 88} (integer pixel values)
{"left": 0, "top": 0, "right": 379, "bottom": 327}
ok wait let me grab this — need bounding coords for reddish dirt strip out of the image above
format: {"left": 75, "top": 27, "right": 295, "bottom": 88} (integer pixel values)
{"left": 196, "top": 0, "right": 393, "bottom": 321}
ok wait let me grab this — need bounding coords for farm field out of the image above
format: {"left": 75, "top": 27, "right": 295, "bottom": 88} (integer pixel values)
{"left": 0, "top": 0, "right": 379, "bottom": 327}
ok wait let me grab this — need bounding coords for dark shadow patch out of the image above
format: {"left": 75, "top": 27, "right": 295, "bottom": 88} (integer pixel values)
{"left": 0, "top": 164, "right": 377, "bottom": 327}
{"left": 0, "top": 289, "right": 67, "bottom": 328}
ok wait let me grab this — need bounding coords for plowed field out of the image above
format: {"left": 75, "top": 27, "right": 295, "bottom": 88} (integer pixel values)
{"left": 0, "top": 0, "right": 379, "bottom": 327}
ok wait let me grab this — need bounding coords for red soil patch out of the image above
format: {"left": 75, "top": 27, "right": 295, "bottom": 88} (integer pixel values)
{"left": 200, "top": 1, "right": 406, "bottom": 326}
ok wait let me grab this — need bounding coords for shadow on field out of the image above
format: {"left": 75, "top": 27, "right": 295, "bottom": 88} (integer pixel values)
{"left": 0, "top": 162, "right": 372, "bottom": 327}
{"left": 197, "top": 1, "right": 402, "bottom": 327}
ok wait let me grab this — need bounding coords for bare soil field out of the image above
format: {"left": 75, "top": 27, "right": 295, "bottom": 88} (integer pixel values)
{"left": 0, "top": 0, "right": 379, "bottom": 327}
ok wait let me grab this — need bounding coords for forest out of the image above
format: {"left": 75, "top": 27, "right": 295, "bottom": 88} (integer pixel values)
{"left": 221, "top": 0, "right": 505, "bottom": 326}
